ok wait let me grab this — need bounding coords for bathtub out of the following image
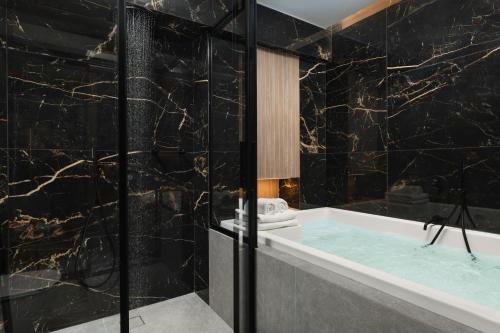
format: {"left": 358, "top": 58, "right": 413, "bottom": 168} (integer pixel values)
{"left": 258, "top": 207, "right": 500, "bottom": 333}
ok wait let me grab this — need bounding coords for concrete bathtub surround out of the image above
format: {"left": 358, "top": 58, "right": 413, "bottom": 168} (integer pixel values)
{"left": 256, "top": 246, "right": 480, "bottom": 333}
{"left": 210, "top": 206, "right": 500, "bottom": 332}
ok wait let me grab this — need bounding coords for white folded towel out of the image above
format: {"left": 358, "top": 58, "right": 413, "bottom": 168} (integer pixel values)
{"left": 274, "top": 198, "right": 288, "bottom": 213}
{"left": 257, "top": 198, "right": 276, "bottom": 215}
{"left": 235, "top": 209, "right": 298, "bottom": 223}
{"left": 233, "top": 219, "right": 299, "bottom": 231}
{"left": 244, "top": 198, "right": 290, "bottom": 215}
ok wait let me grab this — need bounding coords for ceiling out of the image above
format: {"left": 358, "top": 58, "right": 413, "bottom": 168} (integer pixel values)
{"left": 257, "top": 0, "right": 375, "bottom": 28}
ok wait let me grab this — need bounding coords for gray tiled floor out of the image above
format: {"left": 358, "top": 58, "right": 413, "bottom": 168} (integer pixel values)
{"left": 53, "top": 293, "right": 232, "bottom": 333}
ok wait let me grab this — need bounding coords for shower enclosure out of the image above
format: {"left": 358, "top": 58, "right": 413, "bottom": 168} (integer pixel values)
{"left": 2, "top": 0, "right": 500, "bottom": 332}
{"left": 1, "top": 0, "right": 256, "bottom": 332}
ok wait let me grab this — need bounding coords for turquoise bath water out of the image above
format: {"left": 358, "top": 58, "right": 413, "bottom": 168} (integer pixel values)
{"left": 300, "top": 219, "right": 500, "bottom": 311}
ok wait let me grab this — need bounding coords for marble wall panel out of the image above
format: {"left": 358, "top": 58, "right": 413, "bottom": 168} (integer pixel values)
{"left": 257, "top": 5, "right": 332, "bottom": 61}
{"left": 326, "top": 8, "right": 387, "bottom": 155}
{"left": 324, "top": 0, "right": 500, "bottom": 234}
{"left": 3, "top": 149, "right": 120, "bottom": 331}
{"left": 129, "top": 0, "right": 233, "bottom": 27}
{"left": 300, "top": 60, "right": 326, "bottom": 155}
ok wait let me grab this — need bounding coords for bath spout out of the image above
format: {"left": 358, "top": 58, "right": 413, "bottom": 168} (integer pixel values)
{"left": 424, "top": 215, "right": 446, "bottom": 230}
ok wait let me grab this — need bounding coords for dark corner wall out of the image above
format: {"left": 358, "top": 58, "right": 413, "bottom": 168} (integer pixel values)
{"left": 322, "top": 0, "right": 500, "bottom": 234}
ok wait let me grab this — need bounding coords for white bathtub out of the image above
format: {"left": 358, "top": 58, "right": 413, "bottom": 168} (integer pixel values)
{"left": 258, "top": 207, "right": 500, "bottom": 333}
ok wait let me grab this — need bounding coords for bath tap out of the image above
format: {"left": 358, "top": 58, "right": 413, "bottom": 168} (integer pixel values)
{"left": 423, "top": 215, "right": 446, "bottom": 230}
{"left": 423, "top": 160, "right": 477, "bottom": 254}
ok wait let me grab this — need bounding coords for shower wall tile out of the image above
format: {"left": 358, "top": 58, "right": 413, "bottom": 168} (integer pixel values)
{"left": 128, "top": 151, "right": 194, "bottom": 192}
{"left": 6, "top": 0, "right": 117, "bottom": 60}
{"left": 127, "top": 152, "right": 196, "bottom": 307}
{"left": 193, "top": 36, "right": 209, "bottom": 152}
{"left": 133, "top": 1, "right": 333, "bottom": 61}
{"left": 192, "top": 151, "right": 210, "bottom": 300}
{"left": 211, "top": 37, "right": 244, "bottom": 153}
{"left": 192, "top": 34, "right": 209, "bottom": 301}
{"left": 0, "top": 149, "right": 7, "bottom": 250}
{"left": 211, "top": 151, "right": 240, "bottom": 224}
{"left": 0, "top": 34, "right": 5, "bottom": 148}
{"left": 128, "top": 216, "right": 194, "bottom": 306}
{"left": 0, "top": 104, "right": 5, "bottom": 149}
{"left": 192, "top": 152, "right": 209, "bottom": 196}
{"left": 8, "top": 50, "right": 118, "bottom": 150}
{"left": 2, "top": 0, "right": 120, "bottom": 330}
{"left": 127, "top": 8, "right": 202, "bottom": 153}
{"left": 126, "top": 8, "right": 211, "bottom": 307}
{"left": 257, "top": 5, "right": 332, "bottom": 61}
{"left": 210, "top": 35, "right": 242, "bottom": 230}
{"left": 7, "top": 282, "right": 120, "bottom": 332}
{"left": 2, "top": 148, "right": 121, "bottom": 329}
{"left": 130, "top": 0, "right": 232, "bottom": 27}
{"left": 6, "top": 0, "right": 119, "bottom": 151}
{"left": 5, "top": 149, "right": 118, "bottom": 274}
{"left": 210, "top": 110, "right": 241, "bottom": 152}
{"left": 126, "top": 150, "right": 195, "bottom": 303}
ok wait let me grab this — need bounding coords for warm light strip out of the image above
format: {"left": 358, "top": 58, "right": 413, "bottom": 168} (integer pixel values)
{"left": 257, "top": 179, "right": 280, "bottom": 198}
{"left": 340, "top": 0, "right": 401, "bottom": 30}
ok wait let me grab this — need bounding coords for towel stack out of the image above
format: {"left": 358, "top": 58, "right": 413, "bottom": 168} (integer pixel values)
{"left": 235, "top": 198, "right": 299, "bottom": 231}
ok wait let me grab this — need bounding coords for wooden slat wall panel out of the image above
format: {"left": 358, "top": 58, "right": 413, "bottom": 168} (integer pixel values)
{"left": 257, "top": 47, "right": 300, "bottom": 179}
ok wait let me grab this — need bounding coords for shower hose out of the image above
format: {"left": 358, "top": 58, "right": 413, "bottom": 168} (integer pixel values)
{"left": 73, "top": 155, "right": 118, "bottom": 292}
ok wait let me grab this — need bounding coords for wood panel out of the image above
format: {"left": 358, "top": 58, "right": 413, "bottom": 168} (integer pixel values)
{"left": 340, "top": 0, "right": 401, "bottom": 29}
{"left": 257, "top": 47, "right": 300, "bottom": 179}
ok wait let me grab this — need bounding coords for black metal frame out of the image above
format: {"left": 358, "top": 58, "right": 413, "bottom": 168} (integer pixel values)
{"left": 245, "top": 0, "right": 258, "bottom": 332}
{"left": 118, "top": 0, "right": 129, "bottom": 332}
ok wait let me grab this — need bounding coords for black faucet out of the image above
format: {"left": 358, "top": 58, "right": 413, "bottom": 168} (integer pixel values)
{"left": 423, "top": 215, "right": 447, "bottom": 230}
{"left": 423, "top": 160, "right": 477, "bottom": 255}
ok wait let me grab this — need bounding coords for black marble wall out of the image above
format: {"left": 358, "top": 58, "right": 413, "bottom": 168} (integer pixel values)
{"left": 209, "top": 6, "right": 332, "bottom": 217}
{"left": 256, "top": 6, "right": 331, "bottom": 61}
{"left": 325, "top": 0, "right": 500, "bottom": 233}
{"left": 130, "top": 0, "right": 233, "bottom": 27}
{"left": 0, "top": 1, "right": 213, "bottom": 331}
{"left": 0, "top": 0, "right": 121, "bottom": 331}
{"left": 210, "top": 36, "right": 244, "bottom": 225}
{"left": 299, "top": 58, "right": 328, "bottom": 209}
{"left": 228, "top": 4, "right": 332, "bottom": 60}
{"left": 126, "top": 7, "right": 212, "bottom": 307}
